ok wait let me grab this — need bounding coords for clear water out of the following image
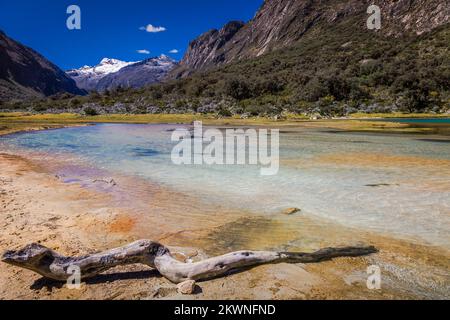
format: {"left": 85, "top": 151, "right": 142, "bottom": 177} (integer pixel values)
{"left": 1, "top": 123, "right": 449, "bottom": 248}
{"left": 380, "top": 118, "right": 450, "bottom": 124}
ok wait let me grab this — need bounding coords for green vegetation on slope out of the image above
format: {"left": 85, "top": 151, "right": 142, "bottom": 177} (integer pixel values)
{"left": 1, "top": 21, "right": 449, "bottom": 117}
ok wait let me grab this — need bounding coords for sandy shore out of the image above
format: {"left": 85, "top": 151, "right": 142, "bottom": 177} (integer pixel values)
{"left": 0, "top": 152, "right": 449, "bottom": 300}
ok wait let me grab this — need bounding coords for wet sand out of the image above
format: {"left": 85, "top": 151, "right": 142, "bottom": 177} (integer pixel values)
{"left": 0, "top": 152, "right": 449, "bottom": 300}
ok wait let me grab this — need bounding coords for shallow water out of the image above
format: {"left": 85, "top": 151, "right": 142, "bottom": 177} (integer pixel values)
{"left": 1, "top": 123, "right": 449, "bottom": 249}
{"left": 381, "top": 118, "right": 450, "bottom": 124}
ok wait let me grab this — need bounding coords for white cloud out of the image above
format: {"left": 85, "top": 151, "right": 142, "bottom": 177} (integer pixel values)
{"left": 137, "top": 49, "right": 150, "bottom": 54}
{"left": 169, "top": 49, "right": 179, "bottom": 54}
{"left": 139, "top": 24, "right": 166, "bottom": 33}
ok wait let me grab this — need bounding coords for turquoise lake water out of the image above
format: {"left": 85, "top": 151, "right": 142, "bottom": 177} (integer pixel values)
{"left": 381, "top": 118, "right": 450, "bottom": 124}
{"left": 1, "top": 123, "right": 449, "bottom": 248}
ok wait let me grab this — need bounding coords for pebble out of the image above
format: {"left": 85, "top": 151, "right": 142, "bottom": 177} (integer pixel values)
{"left": 177, "top": 280, "right": 197, "bottom": 295}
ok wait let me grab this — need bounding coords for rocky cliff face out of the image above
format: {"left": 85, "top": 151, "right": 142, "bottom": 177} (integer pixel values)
{"left": 174, "top": 0, "right": 450, "bottom": 76}
{"left": 180, "top": 21, "right": 245, "bottom": 70}
{"left": 0, "top": 30, "right": 84, "bottom": 101}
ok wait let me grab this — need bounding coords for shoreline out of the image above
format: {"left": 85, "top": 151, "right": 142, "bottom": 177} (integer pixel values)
{"left": 0, "top": 123, "right": 91, "bottom": 137}
{"left": 1, "top": 112, "right": 450, "bottom": 138}
{"left": 1, "top": 116, "right": 449, "bottom": 300}
{"left": 0, "top": 151, "right": 449, "bottom": 300}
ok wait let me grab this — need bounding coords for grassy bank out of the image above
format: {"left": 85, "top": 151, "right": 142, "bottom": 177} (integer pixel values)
{"left": 1, "top": 112, "right": 449, "bottom": 136}
{"left": 0, "top": 113, "right": 295, "bottom": 136}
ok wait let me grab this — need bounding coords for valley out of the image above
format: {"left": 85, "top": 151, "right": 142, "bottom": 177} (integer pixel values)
{"left": 0, "top": 0, "right": 449, "bottom": 302}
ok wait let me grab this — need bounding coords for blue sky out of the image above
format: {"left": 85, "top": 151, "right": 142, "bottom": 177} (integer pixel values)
{"left": 0, "top": 0, "right": 262, "bottom": 70}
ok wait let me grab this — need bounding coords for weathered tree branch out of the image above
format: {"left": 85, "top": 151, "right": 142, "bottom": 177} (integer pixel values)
{"left": 2, "top": 240, "right": 377, "bottom": 284}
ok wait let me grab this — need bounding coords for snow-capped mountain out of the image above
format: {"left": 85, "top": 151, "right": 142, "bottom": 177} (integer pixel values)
{"left": 95, "top": 55, "right": 177, "bottom": 92}
{"left": 67, "top": 55, "right": 177, "bottom": 92}
{"left": 66, "top": 58, "right": 136, "bottom": 92}
{"left": 77, "top": 58, "right": 136, "bottom": 77}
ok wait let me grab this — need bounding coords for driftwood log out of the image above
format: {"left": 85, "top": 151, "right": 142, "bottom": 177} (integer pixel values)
{"left": 2, "top": 240, "right": 377, "bottom": 284}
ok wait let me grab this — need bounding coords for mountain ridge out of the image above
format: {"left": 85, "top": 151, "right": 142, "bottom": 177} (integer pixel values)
{"left": 67, "top": 55, "right": 177, "bottom": 92}
{"left": 1, "top": 1, "right": 448, "bottom": 116}
{"left": 66, "top": 58, "right": 138, "bottom": 92}
{"left": 172, "top": 0, "right": 450, "bottom": 77}
{"left": 0, "top": 30, "right": 85, "bottom": 101}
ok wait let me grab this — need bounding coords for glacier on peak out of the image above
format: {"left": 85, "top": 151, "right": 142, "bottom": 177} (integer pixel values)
{"left": 66, "top": 55, "right": 177, "bottom": 92}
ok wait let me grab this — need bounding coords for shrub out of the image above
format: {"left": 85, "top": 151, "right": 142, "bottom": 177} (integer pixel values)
{"left": 33, "top": 104, "right": 48, "bottom": 112}
{"left": 253, "top": 78, "right": 285, "bottom": 96}
{"left": 301, "top": 78, "right": 328, "bottom": 102}
{"left": 175, "top": 99, "right": 187, "bottom": 109}
{"left": 398, "top": 89, "right": 431, "bottom": 113}
{"left": 83, "top": 107, "right": 99, "bottom": 116}
{"left": 218, "top": 108, "right": 233, "bottom": 117}
{"left": 224, "top": 78, "right": 251, "bottom": 100}
{"left": 70, "top": 98, "right": 82, "bottom": 107}
{"left": 359, "top": 59, "right": 382, "bottom": 76}
{"left": 151, "top": 89, "right": 163, "bottom": 100}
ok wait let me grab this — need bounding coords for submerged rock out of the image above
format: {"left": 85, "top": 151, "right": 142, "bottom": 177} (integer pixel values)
{"left": 93, "top": 178, "right": 117, "bottom": 186}
{"left": 282, "top": 208, "right": 301, "bottom": 215}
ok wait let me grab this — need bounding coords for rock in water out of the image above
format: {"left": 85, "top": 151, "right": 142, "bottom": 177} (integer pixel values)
{"left": 177, "top": 280, "right": 197, "bottom": 295}
{"left": 283, "top": 208, "right": 301, "bottom": 215}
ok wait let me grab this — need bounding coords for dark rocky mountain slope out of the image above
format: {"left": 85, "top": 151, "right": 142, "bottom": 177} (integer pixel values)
{"left": 173, "top": 0, "right": 450, "bottom": 77}
{"left": 0, "top": 30, "right": 84, "bottom": 101}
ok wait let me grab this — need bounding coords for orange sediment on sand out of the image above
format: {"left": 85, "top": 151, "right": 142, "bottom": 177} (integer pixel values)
{"left": 314, "top": 152, "right": 450, "bottom": 169}
{"left": 0, "top": 152, "right": 449, "bottom": 300}
{"left": 108, "top": 214, "right": 137, "bottom": 234}
{"left": 282, "top": 152, "right": 450, "bottom": 173}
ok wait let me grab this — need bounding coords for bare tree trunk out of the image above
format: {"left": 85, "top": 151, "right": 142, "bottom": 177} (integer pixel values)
{"left": 2, "top": 240, "right": 377, "bottom": 284}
